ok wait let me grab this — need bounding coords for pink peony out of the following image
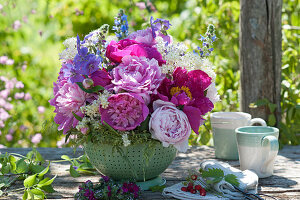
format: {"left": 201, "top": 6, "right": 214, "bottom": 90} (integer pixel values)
{"left": 149, "top": 101, "right": 191, "bottom": 152}
{"left": 105, "top": 39, "right": 165, "bottom": 65}
{"left": 127, "top": 28, "right": 155, "bottom": 46}
{"left": 49, "top": 83, "right": 90, "bottom": 134}
{"left": 100, "top": 93, "right": 149, "bottom": 131}
{"left": 111, "top": 56, "right": 164, "bottom": 95}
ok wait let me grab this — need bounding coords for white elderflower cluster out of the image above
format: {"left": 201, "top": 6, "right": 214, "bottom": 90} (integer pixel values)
{"left": 82, "top": 30, "right": 100, "bottom": 51}
{"left": 122, "top": 133, "right": 131, "bottom": 147}
{"left": 99, "top": 90, "right": 111, "bottom": 109}
{"left": 156, "top": 36, "right": 216, "bottom": 81}
{"left": 76, "top": 117, "right": 89, "bottom": 132}
{"left": 81, "top": 98, "right": 102, "bottom": 119}
{"left": 59, "top": 37, "right": 77, "bottom": 61}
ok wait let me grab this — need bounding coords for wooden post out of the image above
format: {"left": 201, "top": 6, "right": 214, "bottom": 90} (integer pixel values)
{"left": 240, "top": 0, "right": 282, "bottom": 125}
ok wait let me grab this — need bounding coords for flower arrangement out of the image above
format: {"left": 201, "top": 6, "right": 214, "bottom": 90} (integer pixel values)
{"left": 49, "top": 9, "right": 219, "bottom": 152}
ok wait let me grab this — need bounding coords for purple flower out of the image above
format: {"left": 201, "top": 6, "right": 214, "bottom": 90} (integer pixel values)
{"left": 101, "top": 175, "right": 110, "bottom": 182}
{"left": 73, "top": 35, "right": 100, "bottom": 76}
{"left": 6, "top": 134, "right": 13, "bottom": 142}
{"left": 111, "top": 56, "right": 164, "bottom": 95}
{"left": 31, "top": 133, "right": 42, "bottom": 144}
{"left": 100, "top": 93, "right": 149, "bottom": 131}
{"left": 49, "top": 83, "right": 90, "bottom": 134}
{"left": 0, "top": 108, "right": 10, "bottom": 121}
{"left": 24, "top": 93, "right": 31, "bottom": 100}
{"left": 128, "top": 28, "right": 155, "bottom": 46}
{"left": 89, "top": 69, "right": 111, "bottom": 88}
{"left": 38, "top": 106, "right": 45, "bottom": 113}
{"left": 12, "top": 20, "right": 21, "bottom": 30}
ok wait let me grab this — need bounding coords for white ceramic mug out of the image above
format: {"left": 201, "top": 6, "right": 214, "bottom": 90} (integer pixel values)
{"left": 236, "top": 126, "right": 279, "bottom": 178}
{"left": 211, "top": 112, "right": 267, "bottom": 160}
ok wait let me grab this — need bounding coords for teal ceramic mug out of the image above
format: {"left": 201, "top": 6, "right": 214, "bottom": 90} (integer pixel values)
{"left": 236, "top": 126, "right": 279, "bottom": 178}
{"left": 211, "top": 112, "right": 266, "bottom": 160}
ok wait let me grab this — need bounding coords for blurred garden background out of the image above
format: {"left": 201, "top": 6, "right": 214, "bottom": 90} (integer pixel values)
{"left": 0, "top": 0, "right": 299, "bottom": 148}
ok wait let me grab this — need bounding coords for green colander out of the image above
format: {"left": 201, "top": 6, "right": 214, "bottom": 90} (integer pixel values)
{"left": 84, "top": 141, "right": 177, "bottom": 182}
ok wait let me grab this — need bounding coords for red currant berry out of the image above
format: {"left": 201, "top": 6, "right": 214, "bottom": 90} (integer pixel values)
{"left": 195, "top": 185, "right": 202, "bottom": 191}
{"left": 190, "top": 189, "right": 197, "bottom": 194}
{"left": 200, "top": 188, "right": 207, "bottom": 196}
{"left": 191, "top": 175, "right": 198, "bottom": 180}
{"left": 181, "top": 187, "right": 188, "bottom": 192}
{"left": 187, "top": 185, "right": 193, "bottom": 191}
{"left": 188, "top": 182, "right": 194, "bottom": 187}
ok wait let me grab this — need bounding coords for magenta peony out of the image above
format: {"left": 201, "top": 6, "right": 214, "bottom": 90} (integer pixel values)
{"left": 111, "top": 56, "right": 164, "bottom": 95}
{"left": 100, "top": 93, "right": 149, "bottom": 131}
{"left": 105, "top": 39, "right": 165, "bottom": 65}
{"left": 89, "top": 69, "right": 112, "bottom": 88}
{"left": 149, "top": 100, "right": 191, "bottom": 152}
{"left": 49, "top": 83, "right": 90, "bottom": 134}
{"left": 154, "top": 67, "right": 214, "bottom": 134}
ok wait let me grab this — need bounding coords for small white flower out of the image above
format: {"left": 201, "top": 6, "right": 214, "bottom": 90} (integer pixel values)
{"left": 122, "top": 133, "right": 131, "bottom": 147}
{"left": 59, "top": 37, "right": 77, "bottom": 61}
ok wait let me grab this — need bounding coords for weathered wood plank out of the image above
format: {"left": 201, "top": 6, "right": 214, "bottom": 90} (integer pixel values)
{"left": 0, "top": 145, "right": 299, "bottom": 199}
{"left": 239, "top": 0, "right": 282, "bottom": 125}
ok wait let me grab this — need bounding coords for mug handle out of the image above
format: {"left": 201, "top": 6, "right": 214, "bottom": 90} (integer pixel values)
{"left": 249, "top": 118, "right": 267, "bottom": 126}
{"left": 260, "top": 135, "right": 279, "bottom": 174}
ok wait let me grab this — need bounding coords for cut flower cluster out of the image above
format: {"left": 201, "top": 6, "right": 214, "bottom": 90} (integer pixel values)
{"left": 50, "top": 10, "right": 219, "bottom": 152}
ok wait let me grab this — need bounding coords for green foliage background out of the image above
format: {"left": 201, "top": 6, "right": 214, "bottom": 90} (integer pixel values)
{"left": 0, "top": 0, "right": 299, "bottom": 147}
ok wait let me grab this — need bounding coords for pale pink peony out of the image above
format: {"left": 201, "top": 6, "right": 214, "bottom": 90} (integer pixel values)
{"left": 100, "top": 93, "right": 149, "bottom": 131}
{"left": 128, "top": 28, "right": 155, "bottom": 46}
{"left": 149, "top": 101, "right": 191, "bottom": 152}
{"left": 111, "top": 56, "right": 164, "bottom": 95}
{"left": 49, "top": 83, "right": 89, "bottom": 134}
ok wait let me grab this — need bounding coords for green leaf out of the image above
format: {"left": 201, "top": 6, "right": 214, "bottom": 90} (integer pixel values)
{"left": 61, "top": 155, "right": 71, "bottom": 161}
{"left": 103, "top": 121, "right": 119, "bottom": 135}
{"left": 38, "top": 163, "right": 50, "bottom": 179}
{"left": 24, "top": 174, "right": 37, "bottom": 188}
{"left": 149, "top": 184, "right": 166, "bottom": 192}
{"left": 268, "top": 114, "right": 276, "bottom": 126}
{"left": 37, "top": 175, "right": 56, "bottom": 187}
{"left": 31, "top": 165, "right": 45, "bottom": 174}
{"left": 225, "top": 174, "right": 240, "bottom": 187}
{"left": 254, "top": 98, "right": 269, "bottom": 107}
{"left": 137, "top": 115, "right": 150, "bottom": 131}
{"left": 0, "top": 190, "right": 3, "bottom": 197}
{"left": 40, "top": 184, "right": 55, "bottom": 193}
{"left": 22, "top": 190, "right": 28, "bottom": 200}
{"left": 16, "top": 158, "right": 29, "bottom": 173}
{"left": 76, "top": 82, "right": 104, "bottom": 93}
{"left": 30, "top": 188, "right": 44, "bottom": 199}
{"left": 72, "top": 112, "right": 82, "bottom": 121}
{"left": 0, "top": 183, "right": 5, "bottom": 189}
{"left": 9, "top": 155, "right": 17, "bottom": 171}
{"left": 35, "top": 151, "right": 44, "bottom": 163}
{"left": 268, "top": 103, "right": 277, "bottom": 113}
{"left": 2, "top": 165, "right": 10, "bottom": 174}
{"left": 64, "top": 132, "right": 72, "bottom": 144}
{"left": 69, "top": 165, "right": 80, "bottom": 177}
{"left": 201, "top": 168, "right": 224, "bottom": 179}
{"left": 26, "top": 151, "right": 34, "bottom": 160}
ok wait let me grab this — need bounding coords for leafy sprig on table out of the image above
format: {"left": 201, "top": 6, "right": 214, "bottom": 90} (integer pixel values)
{"left": 0, "top": 148, "right": 56, "bottom": 199}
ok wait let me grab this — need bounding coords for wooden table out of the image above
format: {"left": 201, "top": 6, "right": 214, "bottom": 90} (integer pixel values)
{"left": 1, "top": 145, "right": 299, "bottom": 199}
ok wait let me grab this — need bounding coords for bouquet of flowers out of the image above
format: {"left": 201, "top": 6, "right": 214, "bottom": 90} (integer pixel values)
{"left": 49, "top": 10, "right": 219, "bottom": 152}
